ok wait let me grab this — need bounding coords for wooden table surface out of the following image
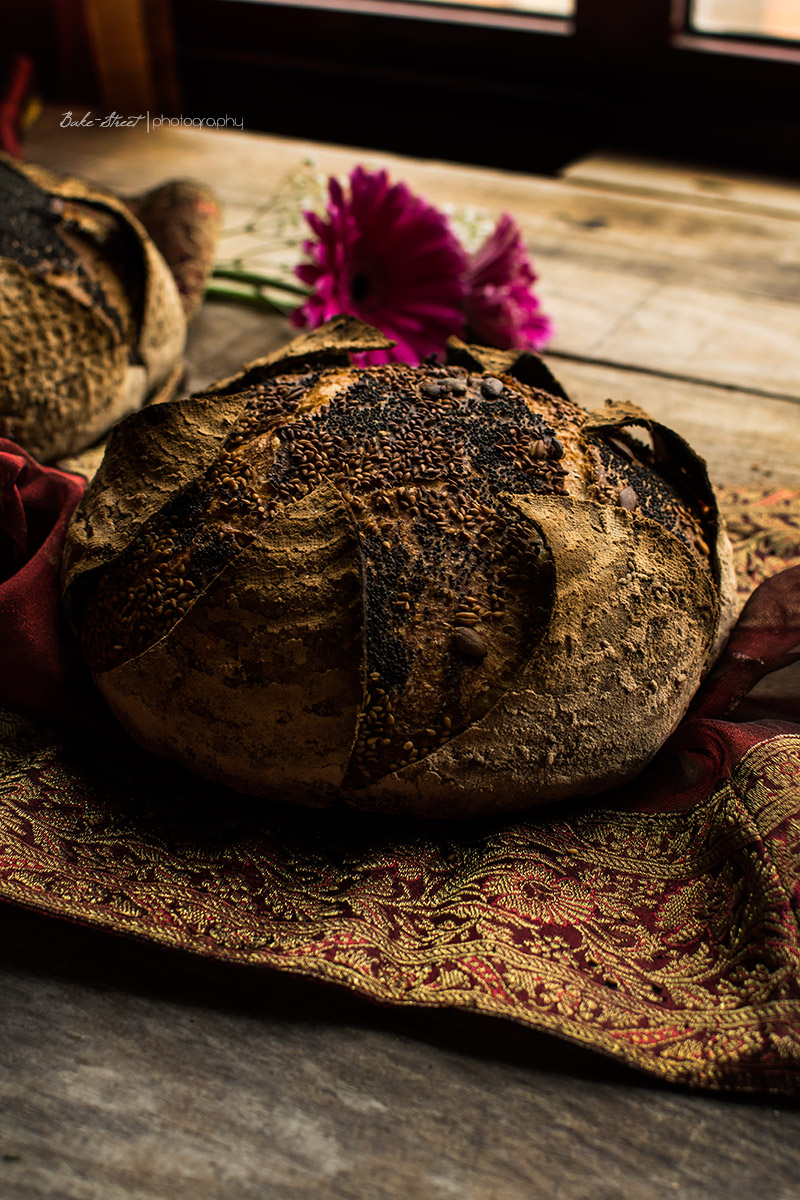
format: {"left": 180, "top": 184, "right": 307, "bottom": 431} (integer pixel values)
{"left": 2, "top": 110, "right": 800, "bottom": 1200}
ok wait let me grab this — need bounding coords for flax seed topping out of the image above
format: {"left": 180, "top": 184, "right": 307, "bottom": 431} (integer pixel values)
{"left": 68, "top": 318, "right": 727, "bottom": 815}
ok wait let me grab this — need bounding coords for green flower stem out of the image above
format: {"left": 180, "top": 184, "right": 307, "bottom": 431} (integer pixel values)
{"left": 211, "top": 266, "right": 310, "bottom": 297}
{"left": 204, "top": 283, "right": 297, "bottom": 316}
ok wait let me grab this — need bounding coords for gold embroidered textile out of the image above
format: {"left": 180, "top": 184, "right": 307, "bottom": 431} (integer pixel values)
{"left": 0, "top": 484, "right": 798, "bottom": 1093}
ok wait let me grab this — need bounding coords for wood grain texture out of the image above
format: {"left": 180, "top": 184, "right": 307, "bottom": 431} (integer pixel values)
{"left": 562, "top": 152, "right": 800, "bottom": 221}
{"left": 1, "top": 909, "right": 800, "bottom": 1200}
{"left": 6, "top": 111, "right": 800, "bottom": 1198}
{"left": 25, "top": 108, "right": 800, "bottom": 399}
{"left": 551, "top": 357, "right": 800, "bottom": 488}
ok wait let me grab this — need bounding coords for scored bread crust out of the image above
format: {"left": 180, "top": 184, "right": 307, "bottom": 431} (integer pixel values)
{"left": 63, "top": 317, "right": 736, "bottom": 816}
{"left": 0, "top": 154, "right": 185, "bottom": 461}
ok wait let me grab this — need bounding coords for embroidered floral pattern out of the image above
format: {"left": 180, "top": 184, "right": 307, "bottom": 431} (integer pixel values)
{"left": 0, "top": 707, "right": 799, "bottom": 1093}
{"left": 0, "top": 487, "right": 798, "bottom": 1094}
{"left": 717, "top": 485, "right": 800, "bottom": 602}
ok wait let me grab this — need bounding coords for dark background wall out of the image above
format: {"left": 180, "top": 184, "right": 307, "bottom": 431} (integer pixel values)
{"left": 6, "top": 0, "right": 800, "bottom": 176}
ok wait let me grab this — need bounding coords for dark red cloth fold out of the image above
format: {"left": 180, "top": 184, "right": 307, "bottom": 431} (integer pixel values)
{"left": 610, "top": 567, "right": 800, "bottom": 812}
{"left": 0, "top": 438, "right": 95, "bottom": 721}
{"left": 693, "top": 564, "right": 800, "bottom": 722}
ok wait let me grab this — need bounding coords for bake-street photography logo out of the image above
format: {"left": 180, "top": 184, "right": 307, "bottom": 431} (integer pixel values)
{"left": 60, "top": 111, "right": 244, "bottom": 132}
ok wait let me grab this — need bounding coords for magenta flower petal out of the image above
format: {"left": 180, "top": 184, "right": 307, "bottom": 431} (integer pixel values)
{"left": 293, "top": 167, "right": 468, "bottom": 364}
{"left": 465, "top": 213, "right": 553, "bottom": 351}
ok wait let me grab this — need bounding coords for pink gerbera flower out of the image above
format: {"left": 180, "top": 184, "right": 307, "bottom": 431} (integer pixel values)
{"left": 465, "top": 214, "right": 553, "bottom": 351}
{"left": 292, "top": 166, "right": 468, "bottom": 364}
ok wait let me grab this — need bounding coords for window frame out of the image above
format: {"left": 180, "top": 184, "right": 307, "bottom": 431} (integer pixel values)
{"left": 172, "top": 0, "right": 800, "bottom": 174}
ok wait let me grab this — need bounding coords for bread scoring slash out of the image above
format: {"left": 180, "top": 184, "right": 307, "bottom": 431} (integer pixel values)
{"left": 62, "top": 316, "right": 737, "bottom": 816}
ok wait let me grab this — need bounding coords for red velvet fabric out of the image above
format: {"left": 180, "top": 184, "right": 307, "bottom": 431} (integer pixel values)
{"left": 0, "top": 438, "right": 99, "bottom": 722}
{"left": 695, "top": 564, "right": 800, "bottom": 722}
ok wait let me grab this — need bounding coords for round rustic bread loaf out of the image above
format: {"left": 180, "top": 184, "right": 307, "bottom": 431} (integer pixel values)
{"left": 0, "top": 154, "right": 186, "bottom": 461}
{"left": 62, "top": 316, "right": 737, "bottom": 816}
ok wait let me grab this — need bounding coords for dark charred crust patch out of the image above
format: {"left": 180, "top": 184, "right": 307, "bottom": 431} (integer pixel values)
{"left": 0, "top": 160, "right": 140, "bottom": 339}
{"left": 0, "top": 161, "right": 75, "bottom": 276}
{"left": 341, "top": 490, "right": 554, "bottom": 788}
{"left": 586, "top": 433, "right": 710, "bottom": 559}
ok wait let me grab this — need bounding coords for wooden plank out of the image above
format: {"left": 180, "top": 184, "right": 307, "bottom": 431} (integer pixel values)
{"left": 562, "top": 151, "right": 800, "bottom": 221}
{"left": 29, "top": 111, "right": 800, "bottom": 302}
{"left": 25, "top": 107, "right": 800, "bottom": 400}
{"left": 2, "top": 910, "right": 800, "bottom": 1200}
{"left": 182, "top": 303, "right": 293, "bottom": 396}
{"left": 550, "top": 356, "right": 800, "bottom": 488}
